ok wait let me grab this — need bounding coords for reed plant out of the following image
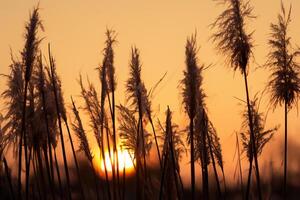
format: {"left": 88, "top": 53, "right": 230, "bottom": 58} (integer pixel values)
{"left": 211, "top": 0, "right": 262, "bottom": 199}
{"left": 239, "top": 95, "right": 277, "bottom": 198}
{"left": 265, "top": 2, "right": 300, "bottom": 197}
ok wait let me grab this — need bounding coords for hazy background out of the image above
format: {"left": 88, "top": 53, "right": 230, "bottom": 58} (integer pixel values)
{"left": 1, "top": 0, "right": 300, "bottom": 188}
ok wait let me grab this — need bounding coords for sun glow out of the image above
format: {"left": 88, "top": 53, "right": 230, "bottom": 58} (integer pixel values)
{"left": 93, "top": 148, "right": 135, "bottom": 178}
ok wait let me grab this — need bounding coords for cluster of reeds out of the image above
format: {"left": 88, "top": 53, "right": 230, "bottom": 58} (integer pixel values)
{"left": 0, "top": 1, "right": 299, "bottom": 200}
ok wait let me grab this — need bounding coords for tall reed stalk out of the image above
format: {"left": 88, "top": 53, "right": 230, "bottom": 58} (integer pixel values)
{"left": 159, "top": 107, "right": 184, "bottom": 200}
{"left": 235, "top": 132, "right": 244, "bottom": 199}
{"left": 37, "top": 54, "right": 56, "bottom": 199}
{"left": 126, "top": 47, "right": 148, "bottom": 199}
{"left": 71, "top": 98, "right": 100, "bottom": 200}
{"left": 265, "top": 2, "right": 300, "bottom": 197}
{"left": 181, "top": 33, "right": 204, "bottom": 199}
{"left": 239, "top": 96, "right": 277, "bottom": 199}
{"left": 103, "top": 29, "right": 121, "bottom": 200}
{"left": 17, "top": 7, "right": 43, "bottom": 200}
{"left": 48, "top": 44, "right": 72, "bottom": 200}
{"left": 3, "top": 156, "right": 15, "bottom": 200}
{"left": 211, "top": 0, "right": 262, "bottom": 199}
{"left": 79, "top": 75, "right": 111, "bottom": 200}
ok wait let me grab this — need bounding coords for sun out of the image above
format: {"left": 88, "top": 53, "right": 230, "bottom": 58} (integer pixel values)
{"left": 93, "top": 147, "right": 135, "bottom": 178}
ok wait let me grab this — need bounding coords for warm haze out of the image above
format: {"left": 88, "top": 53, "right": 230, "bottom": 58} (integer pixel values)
{"left": 1, "top": 0, "right": 300, "bottom": 199}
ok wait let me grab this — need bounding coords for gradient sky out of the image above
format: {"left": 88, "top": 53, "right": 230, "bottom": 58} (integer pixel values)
{"left": 1, "top": 0, "right": 300, "bottom": 187}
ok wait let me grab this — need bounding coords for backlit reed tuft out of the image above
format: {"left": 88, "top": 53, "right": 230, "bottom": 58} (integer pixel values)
{"left": 265, "top": 2, "right": 300, "bottom": 196}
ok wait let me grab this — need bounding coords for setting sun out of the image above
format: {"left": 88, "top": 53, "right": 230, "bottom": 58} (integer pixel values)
{"left": 93, "top": 148, "right": 135, "bottom": 178}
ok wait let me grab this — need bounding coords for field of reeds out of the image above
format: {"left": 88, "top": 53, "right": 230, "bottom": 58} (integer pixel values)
{"left": 1, "top": 0, "right": 300, "bottom": 200}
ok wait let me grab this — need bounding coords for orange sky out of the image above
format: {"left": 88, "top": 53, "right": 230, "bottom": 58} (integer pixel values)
{"left": 1, "top": 0, "right": 300, "bottom": 187}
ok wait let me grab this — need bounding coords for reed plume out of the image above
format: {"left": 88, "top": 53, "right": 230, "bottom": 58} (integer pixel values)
{"left": 0, "top": 114, "right": 15, "bottom": 200}
{"left": 102, "top": 29, "right": 121, "bottom": 199}
{"left": 211, "top": 1, "right": 262, "bottom": 199}
{"left": 48, "top": 45, "right": 72, "bottom": 200}
{"left": 79, "top": 75, "right": 112, "bottom": 200}
{"left": 71, "top": 97, "right": 101, "bottom": 200}
{"left": 117, "top": 104, "right": 152, "bottom": 160}
{"left": 1, "top": 57, "right": 24, "bottom": 154}
{"left": 125, "top": 47, "right": 153, "bottom": 199}
{"left": 265, "top": 2, "right": 300, "bottom": 196}
{"left": 239, "top": 95, "right": 277, "bottom": 198}
{"left": 208, "top": 121, "right": 226, "bottom": 191}
{"left": 180, "top": 33, "right": 203, "bottom": 199}
{"left": 159, "top": 107, "right": 185, "bottom": 200}
{"left": 17, "top": 6, "right": 44, "bottom": 199}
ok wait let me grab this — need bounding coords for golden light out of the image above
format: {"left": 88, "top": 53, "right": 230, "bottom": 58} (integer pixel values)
{"left": 93, "top": 147, "right": 135, "bottom": 178}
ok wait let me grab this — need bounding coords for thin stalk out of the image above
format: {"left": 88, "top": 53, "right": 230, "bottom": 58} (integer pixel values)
{"left": 169, "top": 128, "right": 182, "bottom": 199}
{"left": 236, "top": 133, "right": 244, "bottom": 199}
{"left": 64, "top": 120, "right": 85, "bottom": 200}
{"left": 43, "top": 147, "right": 55, "bottom": 200}
{"left": 39, "top": 65, "right": 55, "bottom": 182}
{"left": 99, "top": 126, "right": 111, "bottom": 200}
{"left": 122, "top": 156, "right": 126, "bottom": 200}
{"left": 48, "top": 44, "right": 72, "bottom": 200}
{"left": 207, "top": 130, "right": 221, "bottom": 198}
{"left": 147, "top": 114, "right": 162, "bottom": 168}
{"left": 90, "top": 161, "right": 101, "bottom": 200}
{"left": 17, "top": 80, "right": 29, "bottom": 200}
{"left": 35, "top": 151, "right": 47, "bottom": 200}
{"left": 201, "top": 110, "right": 209, "bottom": 200}
{"left": 177, "top": 168, "right": 185, "bottom": 198}
{"left": 221, "top": 168, "right": 227, "bottom": 199}
{"left": 3, "top": 156, "right": 15, "bottom": 200}
{"left": 111, "top": 89, "right": 121, "bottom": 200}
{"left": 139, "top": 116, "right": 148, "bottom": 181}
{"left": 25, "top": 143, "right": 32, "bottom": 200}
{"left": 135, "top": 115, "right": 142, "bottom": 200}
{"left": 189, "top": 114, "right": 195, "bottom": 200}
{"left": 106, "top": 92, "right": 117, "bottom": 200}
{"left": 243, "top": 69, "right": 262, "bottom": 200}
{"left": 54, "top": 148, "right": 63, "bottom": 198}
{"left": 284, "top": 100, "right": 287, "bottom": 198}
{"left": 37, "top": 150, "right": 47, "bottom": 199}
{"left": 99, "top": 76, "right": 112, "bottom": 200}
{"left": 32, "top": 152, "right": 42, "bottom": 200}
{"left": 159, "top": 147, "right": 169, "bottom": 200}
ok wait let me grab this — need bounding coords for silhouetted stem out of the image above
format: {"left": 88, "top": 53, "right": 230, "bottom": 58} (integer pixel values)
{"left": 48, "top": 44, "right": 72, "bottom": 200}
{"left": 135, "top": 114, "right": 142, "bottom": 200}
{"left": 89, "top": 161, "right": 100, "bottom": 200}
{"left": 284, "top": 100, "right": 288, "bottom": 198}
{"left": 39, "top": 67, "right": 55, "bottom": 183}
{"left": 111, "top": 89, "right": 121, "bottom": 200}
{"left": 43, "top": 147, "right": 55, "bottom": 200}
{"left": 122, "top": 158, "right": 126, "bottom": 200}
{"left": 201, "top": 110, "right": 209, "bottom": 200}
{"left": 54, "top": 148, "right": 63, "bottom": 198}
{"left": 37, "top": 149, "right": 47, "bottom": 199}
{"left": 106, "top": 92, "right": 117, "bottom": 200}
{"left": 190, "top": 116, "right": 195, "bottom": 200}
{"left": 3, "top": 156, "right": 15, "bottom": 200}
{"left": 17, "top": 80, "right": 29, "bottom": 200}
{"left": 243, "top": 69, "right": 262, "bottom": 200}
{"left": 169, "top": 127, "right": 182, "bottom": 199}
{"left": 64, "top": 120, "right": 85, "bottom": 200}
{"left": 207, "top": 130, "right": 221, "bottom": 198}
{"left": 148, "top": 114, "right": 162, "bottom": 169}
{"left": 236, "top": 133, "right": 244, "bottom": 200}
{"left": 221, "top": 168, "right": 227, "bottom": 199}
{"left": 100, "top": 126, "right": 112, "bottom": 200}
{"left": 159, "top": 147, "right": 169, "bottom": 200}
{"left": 32, "top": 152, "right": 42, "bottom": 200}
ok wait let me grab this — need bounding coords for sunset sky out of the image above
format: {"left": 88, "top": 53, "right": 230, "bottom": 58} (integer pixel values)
{"left": 1, "top": 0, "right": 300, "bottom": 187}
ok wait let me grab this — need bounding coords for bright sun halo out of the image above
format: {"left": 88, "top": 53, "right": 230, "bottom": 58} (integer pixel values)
{"left": 93, "top": 148, "right": 135, "bottom": 178}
